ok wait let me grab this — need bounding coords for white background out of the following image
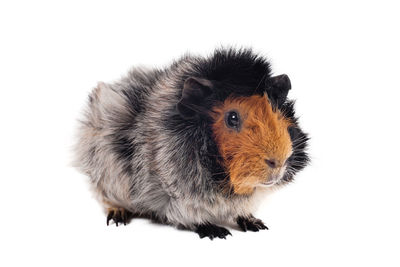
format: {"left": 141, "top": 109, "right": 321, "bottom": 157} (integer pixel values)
{"left": 1, "top": 1, "right": 399, "bottom": 266}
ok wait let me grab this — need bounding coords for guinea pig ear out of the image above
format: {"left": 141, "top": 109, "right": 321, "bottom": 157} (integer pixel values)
{"left": 177, "top": 77, "right": 213, "bottom": 119}
{"left": 267, "top": 74, "right": 291, "bottom": 107}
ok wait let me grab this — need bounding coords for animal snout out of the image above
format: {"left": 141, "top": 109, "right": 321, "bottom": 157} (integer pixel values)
{"left": 265, "top": 158, "right": 278, "bottom": 168}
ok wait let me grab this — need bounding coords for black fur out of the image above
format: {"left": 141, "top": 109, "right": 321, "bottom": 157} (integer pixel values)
{"left": 167, "top": 48, "right": 309, "bottom": 190}
{"left": 108, "top": 86, "right": 147, "bottom": 175}
{"left": 109, "top": 132, "right": 136, "bottom": 175}
{"left": 280, "top": 101, "right": 310, "bottom": 183}
{"left": 174, "top": 48, "right": 292, "bottom": 106}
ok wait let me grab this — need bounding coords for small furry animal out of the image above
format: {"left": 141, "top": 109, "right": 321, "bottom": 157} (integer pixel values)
{"left": 74, "top": 48, "right": 309, "bottom": 239}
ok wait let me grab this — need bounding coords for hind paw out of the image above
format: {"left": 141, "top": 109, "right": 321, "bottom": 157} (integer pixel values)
{"left": 195, "top": 223, "right": 232, "bottom": 240}
{"left": 106, "top": 207, "right": 132, "bottom": 226}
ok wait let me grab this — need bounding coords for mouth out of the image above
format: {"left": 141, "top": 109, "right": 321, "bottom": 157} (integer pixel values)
{"left": 257, "top": 173, "right": 284, "bottom": 188}
{"left": 257, "top": 180, "right": 278, "bottom": 188}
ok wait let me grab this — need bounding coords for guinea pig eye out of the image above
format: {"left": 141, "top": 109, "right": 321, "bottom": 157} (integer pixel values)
{"left": 225, "top": 110, "right": 241, "bottom": 130}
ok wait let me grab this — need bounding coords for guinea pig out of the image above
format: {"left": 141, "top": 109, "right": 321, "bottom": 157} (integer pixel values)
{"left": 74, "top": 48, "right": 309, "bottom": 239}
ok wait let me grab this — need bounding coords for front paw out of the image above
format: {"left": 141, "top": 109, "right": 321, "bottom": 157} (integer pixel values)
{"left": 237, "top": 215, "right": 268, "bottom": 232}
{"left": 195, "top": 223, "right": 232, "bottom": 240}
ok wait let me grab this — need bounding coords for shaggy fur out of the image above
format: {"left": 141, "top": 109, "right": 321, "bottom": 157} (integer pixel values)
{"left": 74, "top": 48, "right": 309, "bottom": 239}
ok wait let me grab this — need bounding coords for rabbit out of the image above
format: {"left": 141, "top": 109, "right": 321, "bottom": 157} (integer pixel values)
{"left": 74, "top": 48, "right": 309, "bottom": 239}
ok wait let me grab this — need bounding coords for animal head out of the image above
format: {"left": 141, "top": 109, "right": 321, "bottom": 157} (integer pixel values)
{"left": 210, "top": 94, "right": 293, "bottom": 194}
{"left": 175, "top": 48, "right": 309, "bottom": 195}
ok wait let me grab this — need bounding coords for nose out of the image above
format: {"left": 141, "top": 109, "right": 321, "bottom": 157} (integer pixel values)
{"left": 265, "top": 158, "right": 278, "bottom": 168}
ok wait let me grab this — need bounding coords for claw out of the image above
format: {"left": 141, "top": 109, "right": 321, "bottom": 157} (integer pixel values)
{"left": 106, "top": 208, "right": 132, "bottom": 227}
{"left": 123, "top": 211, "right": 127, "bottom": 225}
{"left": 107, "top": 210, "right": 114, "bottom": 226}
{"left": 195, "top": 223, "right": 231, "bottom": 240}
{"left": 237, "top": 215, "right": 268, "bottom": 232}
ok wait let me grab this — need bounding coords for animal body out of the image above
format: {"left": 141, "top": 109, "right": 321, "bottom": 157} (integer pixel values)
{"left": 74, "top": 48, "right": 309, "bottom": 239}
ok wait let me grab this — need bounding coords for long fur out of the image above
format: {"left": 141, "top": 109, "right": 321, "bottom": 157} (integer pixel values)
{"left": 74, "top": 48, "right": 309, "bottom": 231}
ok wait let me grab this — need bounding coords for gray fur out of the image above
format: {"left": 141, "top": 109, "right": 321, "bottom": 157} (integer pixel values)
{"left": 74, "top": 54, "right": 280, "bottom": 230}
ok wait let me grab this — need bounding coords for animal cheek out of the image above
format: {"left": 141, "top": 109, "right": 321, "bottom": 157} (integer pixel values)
{"left": 228, "top": 160, "right": 265, "bottom": 195}
{"left": 226, "top": 165, "right": 248, "bottom": 194}
{"left": 230, "top": 173, "right": 257, "bottom": 195}
{"left": 233, "top": 184, "right": 255, "bottom": 195}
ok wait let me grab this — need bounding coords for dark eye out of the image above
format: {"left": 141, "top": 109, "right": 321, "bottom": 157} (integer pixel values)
{"left": 225, "top": 110, "right": 241, "bottom": 130}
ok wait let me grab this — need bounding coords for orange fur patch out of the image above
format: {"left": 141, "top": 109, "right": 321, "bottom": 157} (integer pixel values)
{"left": 211, "top": 94, "right": 293, "bottom": 195}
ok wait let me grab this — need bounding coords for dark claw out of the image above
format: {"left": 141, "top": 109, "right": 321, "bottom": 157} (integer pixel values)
{"left": 107, "top": 210, "right": 114, "bottom": 226}
{"left": 123, "top": 211, "right": 128, "bottom": 225}
{"left": 237, "top": 215, "right": 268, "bottom": 232}
{"left": 237, "top": 217, "right": 247, "bottom": 232}
{"left": 254, "top": 219, "right": 269, "bottom": 230}
{"left": 113, "top": 210, "right": 122, "bottom": 227}
{"left": 247, "top": 224, "right": 259, "bottom": 231}
{"left": 195, "top": 223, "right": 231, "bottom": 240}
{"left": 218, "top": 227, "right": 232, "bottom": 238}
{"left": 253, "top": 217, "right": 268, "bottom": 230}
{"left": 106, "top": 208, "right": 132, "bottom": 227}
